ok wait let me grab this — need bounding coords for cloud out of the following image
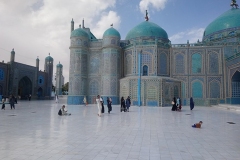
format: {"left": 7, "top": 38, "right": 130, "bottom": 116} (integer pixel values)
{"left": 91, "top": 11, "right": 121, "bottom": 38}
{"left": 0, "top": 0, "right": 118, "bottom": 82}
{"left": 139, "top": 0, "right": 167, "bottom": 14}
{"left": 169, "top": 28, "right": 205, "bottom": 44}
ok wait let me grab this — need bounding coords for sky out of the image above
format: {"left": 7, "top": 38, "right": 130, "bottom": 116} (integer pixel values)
{"left": 0, "top": 0, "right": 233, "bottom": 83}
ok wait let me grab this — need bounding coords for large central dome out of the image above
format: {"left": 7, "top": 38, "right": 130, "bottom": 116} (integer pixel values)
{"left": 125, "top": 21, "right": 168, "bottom": 40}
{"left": 203, "top": 8, "right": 240, "bottom": 38}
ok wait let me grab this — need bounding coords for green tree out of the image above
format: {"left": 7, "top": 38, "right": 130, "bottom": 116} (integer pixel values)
{"left": 62, "top": 82, "right": 69, "bottom": 94}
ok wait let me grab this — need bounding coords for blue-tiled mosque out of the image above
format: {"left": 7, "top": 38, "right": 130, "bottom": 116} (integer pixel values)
{"left": 0, "top": 51, "right": 63, "bottom": 100}
{"left": 68, "top": 3, "right": 240, "bottom": 106}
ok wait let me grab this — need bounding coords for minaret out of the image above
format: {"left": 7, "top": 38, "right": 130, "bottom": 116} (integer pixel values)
{"left": 44, "top": 53, "right": 54, "bottom": 98}
{"left": 71, "top": 18, "right": 74, "bottom": 33}
{"left": 10, "top": 48, "right": 15, "bottom": 62}
{"left": 36, "top": 56, "right": 39, "bottom": 71}
{"left": 55, "top": 62, "right": 63, "bottom": 95}
{"left": 8, "top": 48, "right": 16, "bottom": 95}
{"left": 82, "top": 19, "right": 84, "bottom": 28}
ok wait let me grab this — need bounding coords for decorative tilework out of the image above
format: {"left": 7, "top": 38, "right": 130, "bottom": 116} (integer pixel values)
{"left": 89, "top": 57, "right": 100, "bottom": 74}
{"left": 174, "top": 86, "right": 179, "bottom": 98}
{"left": 110, "top": 78, "right": 117, "bottom": 95}
{"left": 192, "top": 53, "right": 202, "bottom": 73}
{"left": 159, "top": 53, "right": 167, "bottom": 74}
{"left": 175, "top": 54, "right": 184, "bottom": 74}
{"left": 125, "top": 54, "right": 132, "bottom": 75}
{"left": 38, "top": 75, "right": 44, "bottom": 85}
{"left": 89, "top": 80, "right": 99, "bottom": 95}
{"left": 209, "top": 53, "right": 219, "bottom": 73}
{"left": 210, "top": 81, "right": 220, "bottom": 98}
{"left": 0, "top": 69, "right": 3, "bottom": 81}
{"left": 192, "top": 81, "right": 203, "bottom": 98}
{"left": 142, "top": 53, "right": 152, "bottom": 74}
{"left": 147, "top": 86, "right": 156, "bottom": 100}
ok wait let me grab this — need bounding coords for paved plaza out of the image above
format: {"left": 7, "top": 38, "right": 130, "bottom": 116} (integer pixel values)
{"left": 0, "top": 96, "right": 240, "bottom": 160}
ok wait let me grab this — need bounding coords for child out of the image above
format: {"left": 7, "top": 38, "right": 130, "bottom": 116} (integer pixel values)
{"left": 192, "top": 121, "right": 203, "bottom": 128}
{"left": 1, "top": 101, "right": 5, "bottom": 110}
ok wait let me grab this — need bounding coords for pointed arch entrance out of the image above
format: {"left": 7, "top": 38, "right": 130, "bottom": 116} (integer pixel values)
{"left": 0, "top": 85, "right": 3, "bottom": 95}
{"left": 18, "top": 76, "right": 32, "bottom": 99}
{"left": 231, "top": 71, "right": 240, "bottom": 97}
{"left": 38, "top": 87, "right": 43, "bottom": 98}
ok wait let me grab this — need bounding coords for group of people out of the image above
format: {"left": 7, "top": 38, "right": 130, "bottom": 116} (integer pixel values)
{"left": 171, "top": 97, "right": 182, "bottom": 111}
{"left": 171, "top": 97, "right": 195, "bottom": 111}
{"left": 1, "top": 95, "right": 17, "bottom": 110}
{"left": 120, "top": 96, "right": 131, "bottom": 112}
{"left": 96, "top": 95, "right": 113, "bottom": 117}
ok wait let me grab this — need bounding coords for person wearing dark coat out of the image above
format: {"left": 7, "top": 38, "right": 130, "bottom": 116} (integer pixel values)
{"left": 171, "top": 97, "right": 177, "bottom": 111}
{"left": 101, "top": 97, "right": 105, "bottom": 113}
{"left": 107, "top": 97, "right": 112, "bottom": 114}
{"left": 10, "top": 95, "right": 15, "bottom": 109}
{"left": 190, "top": 97, "right": 194, "bottom": 110}
{"left": 120, "top": 97, "right": 126, "bottom": 112}
{"left": 125, "top": 96, "right": 131, "bottom": 112}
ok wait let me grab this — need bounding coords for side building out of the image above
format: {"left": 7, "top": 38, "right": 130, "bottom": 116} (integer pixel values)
{"left": 0, "top": 50, "right": 54, "bottom": 100}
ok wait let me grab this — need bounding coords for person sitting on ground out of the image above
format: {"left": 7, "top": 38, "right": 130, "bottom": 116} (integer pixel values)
{"left": 61, "top": 105, "right": 71, "bottom": 116}
{"left": 192, "top": 121, "right": 203, "bottom": 128}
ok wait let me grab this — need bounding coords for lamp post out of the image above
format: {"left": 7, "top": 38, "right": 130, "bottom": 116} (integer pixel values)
{"left": 138, "top": 50, "right": 142, "bottom": 107}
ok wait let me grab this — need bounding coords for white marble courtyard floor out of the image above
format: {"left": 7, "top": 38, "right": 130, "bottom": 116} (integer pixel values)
{"left": 0, "top": 97, "right": 240, "bottom": 160}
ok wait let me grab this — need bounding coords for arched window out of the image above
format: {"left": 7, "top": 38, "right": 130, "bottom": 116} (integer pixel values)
{"left": 111, "top": 39, "right": 116, "bottom": 44}
{"left": 159, "top": 53, "right": 167, "bottom": 74}
{"left": 192, "top": 53, "right": 202, "bottom": 74}
{"left": 192, "top": 81, "right": 203, "bottom": 98}
{"left": 175, "top": 54, "right": 184, "bottom": 74}
{"left": 0, "top": 69, "right": 4, "bottom": 80}
{"left": 232, "top": 71, "right": 240, "bottom": 97}
{"left": 0, "top": 85, "right": 3, "bottom": 95}
{"left": 143, "top": 65, "right": 148, "bottom": 76}
{"left": 210, "top": 81, "right": 220, "bottom": 98}
{"left": 209, "top": 53, "right": 219, "bottom": 74}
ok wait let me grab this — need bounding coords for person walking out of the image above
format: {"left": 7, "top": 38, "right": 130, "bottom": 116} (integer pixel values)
{"left": 28, "top": 94, "right": 31, "bottom": 101}
{"left": 100, "top": 97, "right": 104, "bottom": 113}
{"left": 125, "top": 96, "right": 131, "bottom": 112}
{"left": 10, "top": 95, "right": 15, "bottom": 109}
{"left": 83, "top": 96, "right": 87, "bottom": 106}
{"left": 107, "top": 97, "right": 112, "bottom": 114}
{"left": 1, "top": 100, "right": 5, "bottom": 110}
{"left": 120, "top": 97, "right": 126, "bottom": 112}
{"left": 177, "top": 97, "right": 182, "bottom": 111}
{"left": 55, "top": 95, "right": 58, "bottom": 103}
{"left": 190, "top": 97, "right": 194, "bottom": 110}
{"left": 171, "top": 97, "right": 177, "bottom": 111}
{"left": 96, "top": 95, "right": 101, "bottom": 117}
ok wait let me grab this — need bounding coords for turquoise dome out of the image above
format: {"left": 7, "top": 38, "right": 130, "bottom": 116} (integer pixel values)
{"left": 45, "top": 55, "right": 53, "bottom": 61}
{"left": 57, "top": 63, "right": 63, "bottom": 68}
{"left": 126, "top": 21, "right": 168, "bottom": 40}
{"left": 71, "top": 28, "right": 88, "bottom": 38}
{"left": 103, "top": 27, "right": 121, "bottom": 38}
{"left": 204, "top": 8, "right": 240, "bottom": 37}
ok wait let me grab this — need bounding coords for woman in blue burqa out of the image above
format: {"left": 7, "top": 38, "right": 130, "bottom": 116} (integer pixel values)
{"left": 190, "top": 97, "right": 194, "bottom": 110}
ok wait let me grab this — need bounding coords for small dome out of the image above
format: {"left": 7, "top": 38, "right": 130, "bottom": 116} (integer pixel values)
{"left": 45, "top": 55, "right": 53, "bottom": 61}
{"left": 11, "top": 48, "right": 15, "bottom": 54}
{"left": 57, "top": 63, "right": 63, "bottom": 68}
{"left": 71, "top": 28, "right": 88, "bottom": 38}
{"left": 204, "top": 8, "right": 240, "bottom": 38}
{"left": 126, "top": 21, "right": 168, "bottom": 40}
{"left": 103, "top": 27, "right": 121, "bottom": 38}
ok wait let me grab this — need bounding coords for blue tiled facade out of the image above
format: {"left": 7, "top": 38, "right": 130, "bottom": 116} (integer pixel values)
{"left": 68, "top": 7, "right": 240, "bottom": 106}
